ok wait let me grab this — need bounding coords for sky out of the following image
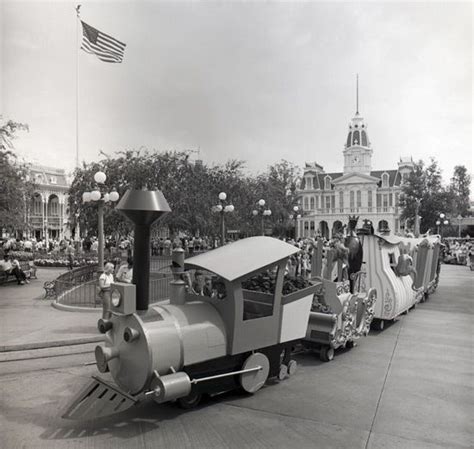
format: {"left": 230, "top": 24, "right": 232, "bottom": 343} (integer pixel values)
{"left": 1, "top": 1, "right": 472, "bottom": 188}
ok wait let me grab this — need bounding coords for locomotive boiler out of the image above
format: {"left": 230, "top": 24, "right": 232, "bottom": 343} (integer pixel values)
{"left": 63, "top": 189, "right": 319, "bottom": 419}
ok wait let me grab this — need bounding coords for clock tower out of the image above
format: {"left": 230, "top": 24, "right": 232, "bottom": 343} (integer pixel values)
{"left": 343, "top": 77, "right": 373, "bottom": 175}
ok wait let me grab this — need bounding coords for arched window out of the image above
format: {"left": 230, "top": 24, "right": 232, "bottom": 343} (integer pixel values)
{"left": 367, "top": 190, "right": 373, "bottom": 209}
{"left": 346, "top": 132, "right": 352, "bottom": 147}
{"left": 382, "top": 173, "right": 389, "bottom": 188}
{"left": 352, "top": 130, "right": 360, "bottom": 146}
{"left": 304, "top": 197, "right": 309, "bottom": 210}
{"left": 324, "top": 176, "right": 331, "bottom": 191}
{"left": 32, "top": 194, "right": 42, "bottom": 215}
{"left": 305, "top": 176, "right": 313, "bottom": 190}
{"left": 316, "top": 195, "right": 319, "bottom": 209}
{"left": 339, "top": 191, "right": 344, "bottom": 211}
{"left": 361, "top": 130, "right": 368, "bottom": 146}
{"left": 350, "top": 191, "right": 355, "bottom": 210}
{"left": 357, "top": 190, "right": 361, "bottom": 208}
{"left": 48, "top": 195, "right": 59, "bottom": 216}
{"left": 310, "top": 197, "right": 315, "bottom": 210}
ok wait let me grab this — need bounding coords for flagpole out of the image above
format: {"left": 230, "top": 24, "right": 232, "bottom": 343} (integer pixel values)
{"left": 75, "top": 5, "right": 81, "bottom": 168}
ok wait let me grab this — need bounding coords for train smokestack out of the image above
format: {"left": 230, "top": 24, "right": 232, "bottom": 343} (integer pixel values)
{"left": 116, "top": 189, "right": 171, "bottom": 311}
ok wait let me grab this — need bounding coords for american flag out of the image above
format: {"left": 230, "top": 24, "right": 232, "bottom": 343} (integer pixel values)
{"left": 80, "top": 21, "right": 126, "bottom": 63}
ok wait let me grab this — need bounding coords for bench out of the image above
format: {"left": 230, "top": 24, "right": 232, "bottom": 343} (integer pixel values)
{"left": 43, "top": 280, "right": 57, "bottom": 299}
{"left": 0, "top": 261, "right": 37, "bottom": 285}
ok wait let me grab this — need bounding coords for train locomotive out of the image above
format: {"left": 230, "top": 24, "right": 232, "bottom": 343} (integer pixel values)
{"left": 63, "top": 189, "right": 319, "bottom": 420}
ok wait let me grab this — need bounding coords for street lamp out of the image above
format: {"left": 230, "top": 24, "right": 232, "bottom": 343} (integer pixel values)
{"left": 212, "top": 192, "right": 234, "bottom": 246}
{"left": 436, "top": 213, "right": 449, "bottom": 237}
{"left": 289, "top": 205, "right": 301, "bottom": 239}
{"left": 252, "top": 199, "right": 272, "bottom": 236}
{"left": 82, "top": 171, "right": 120, "bottom": 271}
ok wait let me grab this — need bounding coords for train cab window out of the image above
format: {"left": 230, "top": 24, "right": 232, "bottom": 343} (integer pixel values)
{"left": 241, "top": 266, "right": 278, "bottom": 320}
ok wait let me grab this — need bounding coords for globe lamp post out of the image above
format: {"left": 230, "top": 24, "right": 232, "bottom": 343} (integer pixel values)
{"left": 212, "top": 192, "right": 234, "bottom": 246}
{"left": 252, "top": 199, "right": 272, "bottom": 236}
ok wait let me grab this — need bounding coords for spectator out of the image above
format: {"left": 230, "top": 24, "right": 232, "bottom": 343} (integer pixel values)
{"left": 7, "top": 256, "right": 29, "bottom": 285}
{"left": 116, "top": 257, "right": 133, "bottom": 283}
{"left": 192, "top": 270, "right": 206, "bottom": 295}
{"left": 65, "top": 241, "right": 75, "bottom": 270}
{"left": 98, "top": 262, "right": 115, "bottom": 319}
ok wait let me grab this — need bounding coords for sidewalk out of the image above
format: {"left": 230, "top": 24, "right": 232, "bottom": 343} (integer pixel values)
{"left": 0, "top": 267, "right": 103, "bottom": 352}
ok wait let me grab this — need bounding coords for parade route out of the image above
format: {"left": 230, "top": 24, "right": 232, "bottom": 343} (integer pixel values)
{"left": 0, "top": 264, "right": 472, "bottom": 449}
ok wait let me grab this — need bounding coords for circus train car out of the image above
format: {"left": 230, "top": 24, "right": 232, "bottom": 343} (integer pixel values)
{"left": 302, "top": 239, "right": 377, "bottom": 362}
{"left": 361, "top": 233, "right": 441, "bottom": 331}
{"left": 63, "top": 237, "right": 319, "bottom": 420}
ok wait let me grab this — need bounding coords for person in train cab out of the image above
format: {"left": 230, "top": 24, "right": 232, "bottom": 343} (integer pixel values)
{"left": 116, "top": 257, "right": 133, "bottom": 283}
{"left": 192, "top": 270, "right": 206, "bottom": 295}
{"left": 98, "top": 262, "right": 115, "bottom": 319}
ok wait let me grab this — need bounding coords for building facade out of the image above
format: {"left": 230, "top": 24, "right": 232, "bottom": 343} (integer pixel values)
{"left": 27, "top": 165, "right": 71, "bottom": 242}
{"left": 296, "top": 108, "right": 414, "bottom": 239}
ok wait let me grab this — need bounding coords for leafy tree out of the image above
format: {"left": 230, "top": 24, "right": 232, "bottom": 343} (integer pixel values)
{"left": 400, "top": 158, "right": 449, "bottom": 233}
{"left": 0, "top": 118, "right": 34, "bottom": 235}
{"left": 448, "top": 165, "right": 471, "bottom": 217}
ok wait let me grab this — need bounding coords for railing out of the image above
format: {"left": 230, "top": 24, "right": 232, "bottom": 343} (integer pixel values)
{"left": 54, "top": 265, "right": 101, "bottom": 307}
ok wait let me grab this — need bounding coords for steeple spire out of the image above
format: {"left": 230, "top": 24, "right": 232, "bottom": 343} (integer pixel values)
{"left": 356, "top": 73, "right": 359, "bottom": 114}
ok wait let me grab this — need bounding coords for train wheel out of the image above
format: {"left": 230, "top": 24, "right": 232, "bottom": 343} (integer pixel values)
{"left": 278, "top": 364, "right": 288, "bottom": 381}
{"left": 287, "top": 360, "right": 298, "bottom": 376}
{"left": 240, "top": 352, "right": 270, "bottom": 393}
{"left": 320, "top": 346, "right": 334, "bottom": 362}
{"left": 372, "top": 319, "right": 385, "bottom": 331}
{"left": 177, "top": 391, "right": 202, "bottom": 409}
{"left": 346, "top": 340, "right": 355, "bottom": 349}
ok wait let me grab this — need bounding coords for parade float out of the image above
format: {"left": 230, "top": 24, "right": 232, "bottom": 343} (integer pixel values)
{"left": 303, "top": 219, "right": 376, "bottom": 362}
{"left": 63, "top": 189, "right": 319, "bottom": 419}
{"left": 360, "top": 229, "right": 442, "bottom": 331}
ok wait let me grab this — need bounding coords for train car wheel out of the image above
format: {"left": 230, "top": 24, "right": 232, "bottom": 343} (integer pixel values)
{"left": 278, "top": 364, "right": 288, "bottom": 381}
{"left": 346, "top": 340, "right": 355, "bottom": 349}
{"left": 240, "top": 353, "right": 270, "bottom": 393}
{"left": 177, "top": 391, "right": 202, "bottom": 409}
{"left": 287, "top": 360, "right": 298, "bottom": 376}
{"left": 320, "top": 347, "right": 334, "bottom": 362}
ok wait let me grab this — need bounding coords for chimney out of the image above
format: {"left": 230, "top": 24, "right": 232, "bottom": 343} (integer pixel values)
{"left": 116, "top": 189, "right": 171, "bottom": 311}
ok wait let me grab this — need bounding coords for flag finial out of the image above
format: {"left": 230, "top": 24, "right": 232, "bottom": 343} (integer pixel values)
{"left": 76, "top": 4, "right": 81, "bottom": 17}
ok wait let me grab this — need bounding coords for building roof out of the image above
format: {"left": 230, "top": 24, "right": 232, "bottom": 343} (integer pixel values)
{"left": 29, "top": 164, "right": 69, "bottom": 188}
{"left": 301, "top": 168, "right": 401, "bottom": 189}
{"left": 184, "top": 236, "right": 300, "bottom": 282}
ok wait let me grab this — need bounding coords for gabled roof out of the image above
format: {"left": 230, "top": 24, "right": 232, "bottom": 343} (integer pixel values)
{"left": 184, "top": 237, "right": 299, "bottom": 282}
{"left": 370, "top": 169, "right": 400, "bottom": 187}
{"left": 332, "top": 172, "right": 380, "bottom": 184}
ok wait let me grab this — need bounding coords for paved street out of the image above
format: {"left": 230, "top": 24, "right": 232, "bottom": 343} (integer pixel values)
{"left": 0, "top": 264, "right": 472, "bottom": 449}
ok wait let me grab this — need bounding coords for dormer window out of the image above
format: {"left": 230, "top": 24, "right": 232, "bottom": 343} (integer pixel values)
{"left": 305, "top": 176, "right": 313, "bottom": 190}
{"left": 382, "top": 172, "right": 389, "bottom": 188}
{"left": 324, "top": 176, "right": 331, "bottom": 191}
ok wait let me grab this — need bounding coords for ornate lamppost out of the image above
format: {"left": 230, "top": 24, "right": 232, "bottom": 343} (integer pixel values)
{"left": 212, "top": 192, "right": 234, "bottom": 246}
{"left": 82, "top": 171, "right": 119, "bottom": 271}
{"left": 289, "top": 205, "right": 301, "bottom": 239}
{"left": 252, "top": 199, "right": 272, "bottom": 236}
{"left": 435, "top": 213, "right": 449, "bottom": 237}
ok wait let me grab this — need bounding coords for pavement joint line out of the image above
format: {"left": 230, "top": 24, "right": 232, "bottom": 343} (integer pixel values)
{"left": 0, "top": 362, "right": 91, "bottom": 378}
{"left": 221, "top": 401, "right": 370, "bottom": 436}
{"left": 363, "top": 319, "right": 404, "bottom": 449}
{"left": 0, "top": 350, "right": 93, "bottom": 363}
{"left": 0, "top": 335, "right": 104, "bottom": 353}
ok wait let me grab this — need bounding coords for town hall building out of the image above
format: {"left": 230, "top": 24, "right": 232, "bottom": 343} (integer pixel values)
{"left": 296, "top": 103, "right": 414, "bottom": 239}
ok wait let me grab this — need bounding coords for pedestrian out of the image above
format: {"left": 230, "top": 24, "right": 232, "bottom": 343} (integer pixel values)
{"left": 98, "top": 262, "right": 115, "bottom": 319}
{"left": 65, "top": 241, "right": 75, "bottom": 270}
{"left": 116, "top": 257, "right": 133, "bottom": 283}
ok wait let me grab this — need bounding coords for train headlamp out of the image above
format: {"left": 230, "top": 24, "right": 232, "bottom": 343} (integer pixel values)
{"left": 111, "top": 289, "right": 122, "bottom": 307}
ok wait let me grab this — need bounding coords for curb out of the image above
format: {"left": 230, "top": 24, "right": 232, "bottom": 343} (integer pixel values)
{"left": 0, "top": 335, "right": 105, "bottom": 353}
{"left": 51, "top": 301, "right": 102, "bottom": 313}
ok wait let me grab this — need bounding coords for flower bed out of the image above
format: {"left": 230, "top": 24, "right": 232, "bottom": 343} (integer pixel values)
{"left": 34, "top": 257, "right": 98, "bottom": 268}
{"left": 0, "top": 250, "right": 35, "bottom": 261}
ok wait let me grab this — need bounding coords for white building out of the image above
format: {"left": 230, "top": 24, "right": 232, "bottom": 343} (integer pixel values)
{"left": 296, "top": 107, "right": 414, "bottom": 239}
{"left": 27, "top": 165, "right": 71, "bottom": 242}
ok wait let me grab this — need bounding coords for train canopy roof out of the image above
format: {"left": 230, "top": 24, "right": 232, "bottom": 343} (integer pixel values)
{"left": 184, "top": 236, "right": 300, "bottom": 282}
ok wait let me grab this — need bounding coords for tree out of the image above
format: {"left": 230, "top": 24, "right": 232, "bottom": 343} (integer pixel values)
{"left": 448, "top": 165, "right": 471, "bottom": 217}
{"left": 0, "top": 118, "right": 33, "bottom": 235}
{"left": 400, "top": 158, "right": 448, "bottom": 233}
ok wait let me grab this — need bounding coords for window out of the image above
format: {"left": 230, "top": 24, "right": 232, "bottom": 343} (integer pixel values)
{"left": 356, "top": 190, "right": 361, "bottom": 208}
{"left": 368, "top": 190, "right": 373, "bottom": 209}
{"left": 352, "top": 130, "right": 360, "bottom": 145}
{"left": 346, "top": 132, "right": 352, "bottom": 147}
{"left": 383, "top": 194, "right": 388, "bottom": 211}
{"left": 306, "top": 177, "right": 313, "bottom": 190}
{"left": 48, "top": 197, "right": 59, "bottom": 216}
{"left": 350, "top": 191, "right": 355, "bottom": 210}
{"left": 32, "top": 195, "right": 42, "bottom": 215}
{"left": 242, "top": 267, "right": 278, "bottom": 320}
{"left": 331, "top": 195, "right": 335, "bottom": 210}
{"left": 325, "top": 195, "right": 331, "bottom": 211}
{"left": 376, "top": 193, "right": 381, "bottom": 209}
{"left": 389, "top": 193, "right": 393, "bottom": 207}
{"left": 361, "top": 130, "right": 368, "bottom": 146}
{"left": 324, "top": 176, "right": 331, "bottom": 191}
{"left": 316, "top": 196, "right": 319, "bottom": 209}
{"left": 310, "top": 197, "right": 315, "bottom": 210}
{"left": 310, "top": 221, "right": 315, "bottom": 231}
{"left": 382, "top": 173, "right": 389, "bottom": 188}
{"left": 50, "top": 176, "right": 57, "bottom": 184}
{"left": 339, "top": 191, "right": 344, "bottom": 211}
{"left": 304, "top": 197, "right": 309, "bottom": 210}
{"left": 395, "top": 192, "right": 400, "bottom": 207}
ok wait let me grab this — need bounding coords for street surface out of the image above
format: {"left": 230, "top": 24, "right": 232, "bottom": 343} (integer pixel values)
{"left": 0, "top": 264, "right": 472, "bottom": 449}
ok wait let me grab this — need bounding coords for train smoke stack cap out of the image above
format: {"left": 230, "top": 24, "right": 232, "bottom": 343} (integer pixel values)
{"left": 116, "top": 189, "right": 171, "bottom": 225}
